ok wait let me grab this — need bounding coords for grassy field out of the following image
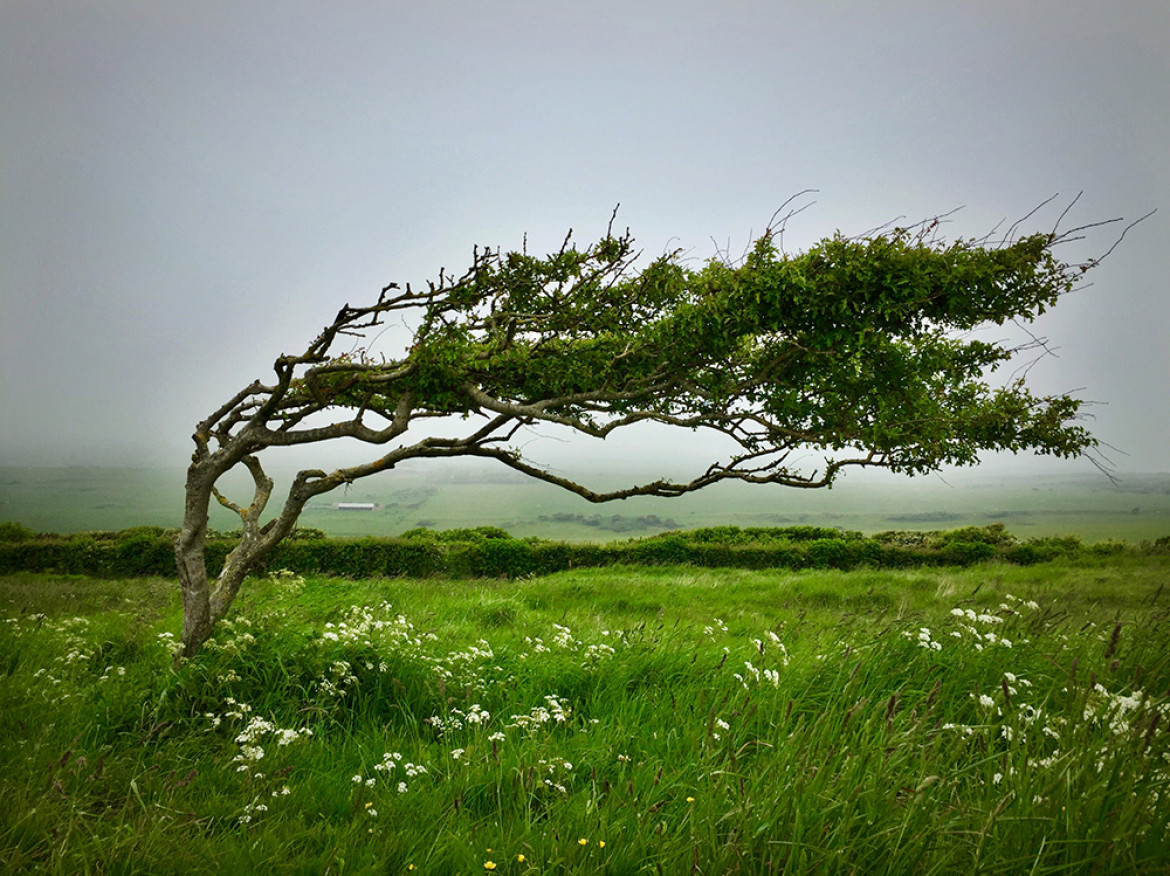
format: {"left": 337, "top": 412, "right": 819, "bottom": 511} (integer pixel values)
{"left": 3, "top": 555, "right": 1169, "bottom": 873}
{"left": 3, "top": 464, "right": 1170, "bottom": 542}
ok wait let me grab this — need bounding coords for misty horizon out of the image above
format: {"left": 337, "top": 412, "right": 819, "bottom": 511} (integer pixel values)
{"left": 2, "top": 2, "right": 1167, "bottom": 480}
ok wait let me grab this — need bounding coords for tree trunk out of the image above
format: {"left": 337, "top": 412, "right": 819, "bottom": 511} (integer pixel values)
{"left": 174, "top": 458, "right": 315, "bottom": 661}
{"left": 174, "top": 470, "right": 215, "bottom": 662}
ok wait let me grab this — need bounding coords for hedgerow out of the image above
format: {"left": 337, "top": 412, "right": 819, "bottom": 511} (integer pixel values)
{"left": 0, "top": 522, "right": 1162, "bottom": 579}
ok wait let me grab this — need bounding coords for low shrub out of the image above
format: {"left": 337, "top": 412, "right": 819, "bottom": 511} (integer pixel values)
{"left": 940, "top": 540, "right": 997, "bottom": 566}
{"left": 466, "top": 538, "right": 537, "bottom": 578}
{"left": 0, "top": 521, "right": 37, "bottom": 542}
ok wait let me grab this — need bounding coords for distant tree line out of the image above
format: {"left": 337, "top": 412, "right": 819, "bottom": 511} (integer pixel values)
{"left": 536, "top": 512, "right": 681, "bottom": 532}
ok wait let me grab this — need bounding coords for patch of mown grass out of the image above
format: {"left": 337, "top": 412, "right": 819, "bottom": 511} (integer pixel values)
{"left": 2, "top": 557, "right": 1170, "bottom": 874}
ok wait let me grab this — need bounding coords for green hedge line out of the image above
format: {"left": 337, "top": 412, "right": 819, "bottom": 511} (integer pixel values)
{"left": 2, "top": 522, "right": 1159, "bottom": 580}
{"left": 0, "top": 533, "right": 443, "bottom": 580}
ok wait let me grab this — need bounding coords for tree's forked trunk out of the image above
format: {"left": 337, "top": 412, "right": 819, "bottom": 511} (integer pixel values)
{"left": 174, "top": 455, "right": 312, "bottom": 662}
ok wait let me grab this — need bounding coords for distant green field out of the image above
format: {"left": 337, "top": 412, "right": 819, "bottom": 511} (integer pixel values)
{"left": 2, "top": 464, "right": 1169, "bottom": 542}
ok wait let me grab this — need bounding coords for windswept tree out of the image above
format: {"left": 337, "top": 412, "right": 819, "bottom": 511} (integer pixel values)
{"left": 175, "top": 202, "right": 1127, "bottom": 658}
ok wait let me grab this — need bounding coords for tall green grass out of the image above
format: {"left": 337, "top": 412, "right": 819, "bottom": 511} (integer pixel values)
{"left": 2, "top": 558, "right": 1169, "bottom": 873}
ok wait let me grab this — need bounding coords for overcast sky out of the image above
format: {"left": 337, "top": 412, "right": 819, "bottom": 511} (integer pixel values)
{"left": 2, "top": 0, "right": 1167, "bottom": 479}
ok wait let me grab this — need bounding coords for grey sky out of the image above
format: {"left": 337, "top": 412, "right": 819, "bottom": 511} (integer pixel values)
{"left": 2, "top": 0, "right": 1167, "bottom": 477}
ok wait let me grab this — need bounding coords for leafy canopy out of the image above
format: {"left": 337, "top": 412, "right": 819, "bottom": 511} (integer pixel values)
{"left": 267, "top": 216, "right": 1092, "bottom": 493}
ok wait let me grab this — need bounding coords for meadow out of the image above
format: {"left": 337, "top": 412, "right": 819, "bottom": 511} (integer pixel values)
{"left": 2, "top": 553, "right": 1169, "bottom": 873}
{"left": 3, "top": 465, "right": 1170, "bottom": 542}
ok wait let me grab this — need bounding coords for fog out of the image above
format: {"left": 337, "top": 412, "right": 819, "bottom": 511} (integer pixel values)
{"left": 2, "top": 1, "right": 1167, "bottom": 483}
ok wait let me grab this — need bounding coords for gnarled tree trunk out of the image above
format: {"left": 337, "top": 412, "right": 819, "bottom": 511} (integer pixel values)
{"left": 174, "top": 454, "right": 288, "bottom": 660}
{"left": 174, "top": 451, "right": 345, "bottom": 660}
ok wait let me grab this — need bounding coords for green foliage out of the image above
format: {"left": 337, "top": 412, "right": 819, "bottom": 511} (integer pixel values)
{"left": 673, "top": 525, "right": 862, "bottom": 544}
{"left": 805, "top": 537, "right": 861, "bottom": 568}
{"left": 288, "top": 526, "right": 327, "bottom": 540}
{"left": 401, "top": 525, "right": 514, "bottom": 543}
{"left": 465, "top": 537, "right": 537, "bottom": 578}
{"left": 253, "top": 215, "right": 1104, "bottom": 504}
{"left": 1006, "top": 534, "right": 1085, "bottom": 565}
{"left": 940, "top": 539, "right": 997, "bottom": 565}
{"left": 269, "top": 536, "right": 444, "bottom": 578}
{"left": 0, "top": 521, "right": 36, "bottom": 542}
{"left": 415, "top": 224, "right": 1096, "bottom": 478}
{"left": 939, "top": 522, "right": 1017, "bottom": 546}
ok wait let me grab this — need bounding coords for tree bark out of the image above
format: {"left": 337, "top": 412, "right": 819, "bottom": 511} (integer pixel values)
{"left": 174, "top": 456, "right": 319, "bottom": 661}
{"left": 174, "top": 466, "right": 215, "bottom": 662}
